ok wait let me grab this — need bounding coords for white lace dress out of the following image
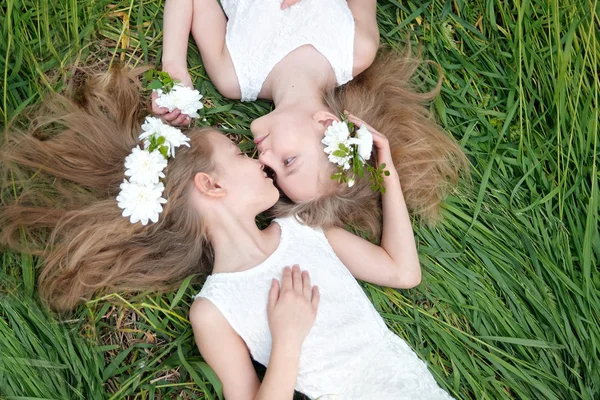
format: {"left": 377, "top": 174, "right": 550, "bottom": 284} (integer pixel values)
{"left": 221, "top": 0, "right": 355, "bottom": 101}
{"left": 195, "top": 217, "right": 453, "bottom": 399}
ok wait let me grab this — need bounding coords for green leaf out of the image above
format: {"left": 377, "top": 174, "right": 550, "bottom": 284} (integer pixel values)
{"left": 147, "top": 79, "right": 163, "bottom": 90}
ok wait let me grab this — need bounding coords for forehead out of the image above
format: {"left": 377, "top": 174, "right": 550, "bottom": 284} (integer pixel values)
{"left": 207, "top": 131, "right": 237, "bottom": 150}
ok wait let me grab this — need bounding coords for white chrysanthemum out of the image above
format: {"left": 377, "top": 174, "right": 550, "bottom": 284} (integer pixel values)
{"left": 322, "top": 120, "right": 352, "bottom": 170}
{"left": 350, "top": 125, "right": 374, "bottom": 161}
{"left": 139, "top": 116, "right": 190, "bottom": 157}
{"left": 116, "top": 180, "right": 167, "bottom": 225}
{"left": 124, "top": 147, "right": 167, "bottom": 185}
{"left": 154, "top": 83, "right": 204, "bottom": 118}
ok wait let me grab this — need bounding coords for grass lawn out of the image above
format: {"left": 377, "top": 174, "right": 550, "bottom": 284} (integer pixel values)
{"left": 1, "top": 0, "right": 598, "bottom": 399}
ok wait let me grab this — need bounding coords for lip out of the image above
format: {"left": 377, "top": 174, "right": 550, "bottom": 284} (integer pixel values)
{"left": 254, "top": 134, "right": 268, "bottom": 146}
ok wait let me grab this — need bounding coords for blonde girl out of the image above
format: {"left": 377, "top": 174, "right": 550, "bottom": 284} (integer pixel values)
{"left": 2, "top": 68, "right": 452, "bottom": 398}
{"left": 154, "top": 0, "right": 468, "bottom": 239}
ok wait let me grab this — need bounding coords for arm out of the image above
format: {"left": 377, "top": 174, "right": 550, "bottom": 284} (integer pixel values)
{"left": 153, "top": 0, "right": 195, "bottom": 126}
{"left": 154, "top": 0, "right": 237, "bottom": 124}
{"left": 190, "top": 299, "right": 261, "bottom": 399}
{"left": 346, "top": 0, "right": 379, "bottom": 75}
{"left": 259, "top": 266, "right": 319, "bottom": 398}
{"left": 190, "top": 298, "right": 299, "bottom": 399}
{"left": 325, "top": 115, "right": 421, "bottom": 289}
{"left": 190, "top": 0, "right": 241, "bottom": 99}
{"left": 161, "top": 0, "right": 194, "bottom": 77}
{"left": 190, "top": 266, "right": 319, "bottom": 399}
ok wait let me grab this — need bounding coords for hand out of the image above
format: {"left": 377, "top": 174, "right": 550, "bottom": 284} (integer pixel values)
{"left": 151, "top": 66, "right": 194, "bottom": 127}
{"left": 280, "top": 0, "right": 301, "bottom": 10}
{"left": 267, "top": 265, "right": 319, "bottom": 350}
{"left": 345, "top": 112, "right": 399, "bottom": 181}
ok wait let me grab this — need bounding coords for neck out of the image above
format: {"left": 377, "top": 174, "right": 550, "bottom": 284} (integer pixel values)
{"left": 207, "top": 209, "right": 274, "bottom": 274}
{"left": 267, "top": 60, "right": 332, "bottom": 109}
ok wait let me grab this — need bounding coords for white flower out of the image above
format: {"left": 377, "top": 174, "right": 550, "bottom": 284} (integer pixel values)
{"left": 139, "top": 116, "right": 190, "bottom": 157}
{"left": 116, "top": 180, "right": 167, "bottom": 225}
{"left": 347, "top": 176, "right": 355, "bottom": 187}
{"left": 350, "top": 125, "right": 373, "bottom": 161}
{"left": 124, "top": 147, "right": 168, "bottom": 185}
{"left": 154, "top": 83, "right": 204, "bottom": 118}
{"left": 322, "top": 120, "right": 352, "bottom": 170}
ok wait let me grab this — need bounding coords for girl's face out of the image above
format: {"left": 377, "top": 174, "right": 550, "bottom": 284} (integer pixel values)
{"left": 251, "top": 109, "right": 333, "bottom": 202}
{"left": 207, "top": 131, "right": 280, "bottom": 212}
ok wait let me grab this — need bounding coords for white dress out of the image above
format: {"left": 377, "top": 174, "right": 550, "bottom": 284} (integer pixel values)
{"left": 195, "top": 217, "right": 453, "bottom": 399}
{"left": 221, "top": 0, "right": 355, "bottom": 101}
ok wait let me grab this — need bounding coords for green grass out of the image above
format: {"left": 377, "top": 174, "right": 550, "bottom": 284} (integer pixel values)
{"left": 1, "top": 0, "right": 599, "bottom": 399}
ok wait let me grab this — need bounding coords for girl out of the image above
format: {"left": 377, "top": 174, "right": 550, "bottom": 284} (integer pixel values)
{"left": 154, "top": 0, "right": 468, "bottom": 239}
{"left": 1, "top": 69, "right": 452, "bottom": 398}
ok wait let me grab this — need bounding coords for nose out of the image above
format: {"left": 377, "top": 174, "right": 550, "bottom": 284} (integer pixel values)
{"left": 258, "top": 150, "right": 268, "bottom": 164}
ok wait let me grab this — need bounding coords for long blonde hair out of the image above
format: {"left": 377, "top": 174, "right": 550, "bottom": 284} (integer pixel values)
{"left": 272, "top": 46, "right": 468, "bottom": 239}
{"left": 1, "top": 67, "right": 216, "bottom": 312}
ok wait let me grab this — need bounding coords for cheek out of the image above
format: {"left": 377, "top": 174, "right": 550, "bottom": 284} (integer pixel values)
{"left": 271, "top": 128, "right": 305, "bottom": 155}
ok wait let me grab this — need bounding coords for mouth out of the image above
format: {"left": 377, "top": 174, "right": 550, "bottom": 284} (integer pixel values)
{"left": 254, "top": 134, "right": 269, "bottom": 146}
{"left": 263, "top": 166, "right": 275, "bottom": 180}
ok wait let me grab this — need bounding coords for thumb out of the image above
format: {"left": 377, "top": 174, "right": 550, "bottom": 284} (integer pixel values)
{"left": 267, "top": 279, "right": 280, "bottom": 313}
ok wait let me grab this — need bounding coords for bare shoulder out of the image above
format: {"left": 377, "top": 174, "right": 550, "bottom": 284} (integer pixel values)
{"left": 189, "top": 297, "right": 225, "bottom": 329}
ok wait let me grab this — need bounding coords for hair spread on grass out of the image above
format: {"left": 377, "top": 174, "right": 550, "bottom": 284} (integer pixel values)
{"left": 0, "top": 67, "right": 216, "bottom": 312}
{"left": 271, "top": 46, "right": 469, "bottom": 239}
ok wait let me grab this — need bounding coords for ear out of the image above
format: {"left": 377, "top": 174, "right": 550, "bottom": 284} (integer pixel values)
{"left": 193, "top": 172, "right": 226, "bottom": 198}
{"left": 312, "top": 110, "right": 340, "bottom": 130}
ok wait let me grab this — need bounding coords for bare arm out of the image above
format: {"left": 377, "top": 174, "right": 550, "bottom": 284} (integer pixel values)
{"left": 155, "top": 0, "right": 238, "bottom": 124}
{"left": 153, "top": 0, "right": 195, "bottom": 126}
{"left": 190, "top": 0, "right": 241, "bottom": 98}
{"left": 325, "top": 115, "right": 421, "bottom": 289}
{"left": 162, "top": 0, "right": 193, "bottom": 73}
{"left": 346, "top": 0, "right": 380, "bottom": 75}
{"left": 190, "top": 266, "right": 319, "bottom": 399}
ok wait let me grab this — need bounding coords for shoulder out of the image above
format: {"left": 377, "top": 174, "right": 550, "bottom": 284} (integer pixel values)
{"left": 189, "top": 297, "right": 226, "bottom": 330}
{"left": 324, "top": 225, "right": 353, "bottom": 243}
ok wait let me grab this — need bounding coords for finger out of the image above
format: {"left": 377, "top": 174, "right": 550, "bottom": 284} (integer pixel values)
{"left": 151, "top": 93, "right": 168, "bottom": 115}
{"left": 162, "top": 109, "right": 181, "bottom": 123}
{"left": 347, "top": 115, "right": 376, "bottom": 133}
{"left": 280, "top": 0, "right": 290, "bottom": 9}
{"left": 267, "top": 279, "right": 280, "bottom": 313}
{"left": 311, "top": 286, "right": 320, "bottom": 310}
{"left": 370, "top": 130, "right": 388, "bottom": 144}
{"left": 153, "top": 105, "right": 168, "bottom": 116}
{"left": 292, "top": 265, "right": 302, "bottom": 292}
{"left": 185, "top": 116, "right": 192, "bottom": 126}
{"left": 302, "top": 270, "right": 312, "bottom": 300}
{"left": 281, "top": 266, "right": 293, "bottom": 291}
{"left": 171, "top": 113, "right": 188, "bottom": 126}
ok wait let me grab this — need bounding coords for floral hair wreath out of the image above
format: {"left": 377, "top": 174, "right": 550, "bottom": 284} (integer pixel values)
{"left": 116, "top": 71, "right": 204, "bottom": 225}
{"left": 321, "top": 113, "right": 390, "bottom": 193}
